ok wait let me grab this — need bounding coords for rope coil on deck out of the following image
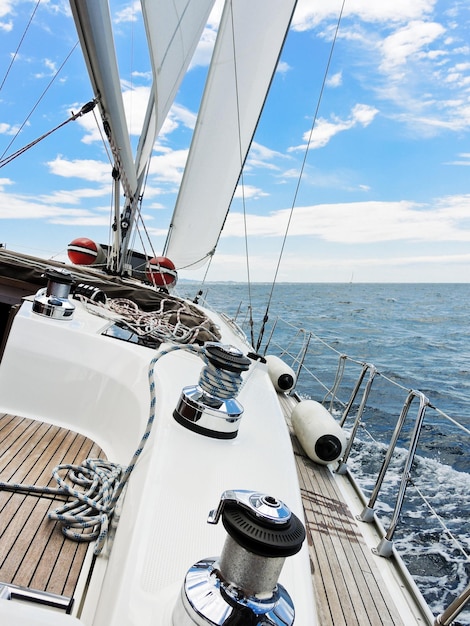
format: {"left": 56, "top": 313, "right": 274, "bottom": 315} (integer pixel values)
{"left": 0, "top": 343, "right": 245, "bottom": 555}
{"left": 81, "top": 295, "right": 221, "bottom": 345}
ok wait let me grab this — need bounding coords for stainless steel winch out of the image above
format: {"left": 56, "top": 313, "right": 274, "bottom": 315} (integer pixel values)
{"left": 173, "top": 344, "right": 251, "bottom": 439}
{"left": 32, "top": 267, "right": 75, "bottom": 320}
{"left": 173, "top": 489, "right": 306, "bottom": 625}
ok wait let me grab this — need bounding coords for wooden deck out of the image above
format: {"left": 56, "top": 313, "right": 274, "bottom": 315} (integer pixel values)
{"left": 278, "top": 394, "right": 406, "bottom": 626}
{"left": 0, "top": 413, "right": 106, "bottom": 606}
{"left": 0, "top": 402, "right": 410, "bottom": 623}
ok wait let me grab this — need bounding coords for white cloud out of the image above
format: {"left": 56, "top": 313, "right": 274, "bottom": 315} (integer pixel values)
{"left": 38, "top": 187, "right": 111, "bottom": 205}
{"left": 326, "top": 71, "right": 342, "bottom": 88}
{"left": 122, "top": 85, "right": 152, "bottom": 136}
{"left": 233, "top": 184, "right": 269, "bottom": 200}
{"left": 167, "top": 104, "right": 197, "bottom": 133}
{"left": 47, "top": 157, "right": 112, "bottom": 183}
{"left": 0, "top": 18, "right": 12, "bottom": 32}
{"left": 186, "top": 0, "right": 225, "bottom": 69}
{"left": 276, "top": 61, "right": 291, "bottom": 75}
{"left": 290, "top": 0, "right": 469, "bottom": 139}
{"left": 289, "top": 104, "right": 379, "bottom": 151}
{"left": 221, "top": 195, "right": 470, "bottom": 244}
{"left": 190, "top": 21, "right": 218, "bottom": 69}
{"left": 0, "top": 190, "right": 94, "bottom": 220}
{"left": 245, "top": 142, "right": 287, "bottom": 171}
{"left": 188, "top": 248, "right": 470, "bottom": 283}
{"left": 0, "top": 0, "right": 14, "bottom": 19}
{"left": 292, "top": 0, "right": 436, "bottom": 31}
{"left": 446, "top": 153, "right": 470, "bottom": 166}
{"left": 0, "top": 177, "right": 13, "bottom": 189}
{"left": 379, "top": 21, "right": 445, "bottom": 72}
{"left": 49, "top": 215, "right": 110, "bottom": 226}
{"left": 114, "top": 1, "right": 141, "bottom": 24}
{"left": 0, "top": 122, "right": 22, "bottom": 136}
{"left": 148, "top": 148, "right": 189, "bottom": 185}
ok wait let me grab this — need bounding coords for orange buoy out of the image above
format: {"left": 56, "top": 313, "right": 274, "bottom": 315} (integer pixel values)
{"left": 67, "top": 238, "right": 105, "bottom": 265}
{"left": 146, "top": 256, "right": 178, "bottom": 288}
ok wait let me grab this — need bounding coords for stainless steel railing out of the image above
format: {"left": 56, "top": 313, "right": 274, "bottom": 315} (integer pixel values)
{"left": 258, "top": 316, "right": 470, "bottom": 626}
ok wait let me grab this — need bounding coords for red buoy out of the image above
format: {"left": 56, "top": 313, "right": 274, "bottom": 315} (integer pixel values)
{"left": 146, "top": 256, "right": 178, "bottom": 288}
{"left": 67, "top": 238, "right": 105, "bottom": 266}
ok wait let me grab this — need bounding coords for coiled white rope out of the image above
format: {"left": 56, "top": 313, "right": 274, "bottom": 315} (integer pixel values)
{"left": 0, "top": 343, "right": 245, "bottom": 555}
{"left": 83, "top": 296, "right": 220, "bottom": 345}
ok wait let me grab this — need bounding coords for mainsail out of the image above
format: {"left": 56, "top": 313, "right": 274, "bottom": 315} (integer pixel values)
{"left": 164, "top": 0, "right": 298, "bottom": 270}
{"left": 135, "top": 0, "right": 216, "bottom": 179}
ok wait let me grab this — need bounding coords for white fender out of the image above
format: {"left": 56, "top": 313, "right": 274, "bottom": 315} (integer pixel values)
{"left": 265, "top": 355, "right": 296, "bottom": 393}
{"left": 291, "top": 400, "right": 346, "bottom": 465}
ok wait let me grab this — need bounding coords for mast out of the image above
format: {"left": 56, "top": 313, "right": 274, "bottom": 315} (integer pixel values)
{"left": 69, "top": 0, "right": 216, "bottom": 275}
{"left": 69, "top": 0, "right": 138, "bottom": 274}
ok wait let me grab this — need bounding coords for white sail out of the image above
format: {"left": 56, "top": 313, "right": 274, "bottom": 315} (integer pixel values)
{"left": 164, "top": 0, "right": 298, "bottom": 270}
{"left": 136, "top": 0, "right": 216, "bottom": 178}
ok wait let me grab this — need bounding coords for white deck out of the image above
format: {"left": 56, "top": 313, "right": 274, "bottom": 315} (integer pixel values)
{"left": 0, "top": 299, "right": 316, "bottom": 624}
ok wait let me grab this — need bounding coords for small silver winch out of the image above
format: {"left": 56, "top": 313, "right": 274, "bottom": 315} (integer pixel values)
{"left": 173, "top": 343, "right": 251, "bottom": 439}
{"left": 173, "top": 489, "right": 306, "bottom": 625}
{"left": 32, "top": 267, "right": 75, "bottom": 320}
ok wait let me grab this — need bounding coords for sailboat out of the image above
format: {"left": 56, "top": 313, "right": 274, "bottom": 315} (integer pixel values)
{"left": 0, "top": 1, "right": 468, "bottom": 625}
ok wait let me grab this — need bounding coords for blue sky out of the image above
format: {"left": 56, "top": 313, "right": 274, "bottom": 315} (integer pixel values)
{"left": 1, "top": 0, "right": 470, "bottom": 282}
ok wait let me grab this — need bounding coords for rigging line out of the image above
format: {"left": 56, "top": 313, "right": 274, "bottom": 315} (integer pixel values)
{"left": 0, "top": 0, "right": 42, "bottom": 94}
{"left": 255, "top": 0, "right": 346, "bottom": 353}
{"left": 134, "top": 216, "right": 152, "bottom": 261}
{"left": 135, "top": 162, "right": 157, "bottom": 260}
{"left": 176, "top": 251, "right": 215, "bottom": 270}
{"left": 190, "top": 254, "right": 214, "bottom": 296}
{"left": 123, "top": 162, "right": 155, "bottom": 271}
{"left": 108, "top": 180, "right": 115, "bottom": 252}
{"left": 0, "top": 98, "right": 96, "bottom": 169}
{"left": 0, "top": 40, "right": 80, "bottom": 163}
{"left": 93, "top": 106, "right": 113, "bottom": 166}
{"left": 229, "top": 0, "right": 255, "bottom": 347}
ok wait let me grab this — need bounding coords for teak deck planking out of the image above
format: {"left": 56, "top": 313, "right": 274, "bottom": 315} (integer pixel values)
{"left": 278, "top": 393, "right": 406, "bottom": 626}
{"left": 0, "top": 413, "right": 106, "bottom": 601}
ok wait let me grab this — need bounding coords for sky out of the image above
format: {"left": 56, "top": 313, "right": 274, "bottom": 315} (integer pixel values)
{"left": 0, "top": 0, "right": 470, "bottom": 283}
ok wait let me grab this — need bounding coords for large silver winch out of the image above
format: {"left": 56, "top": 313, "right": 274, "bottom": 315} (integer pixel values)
{"left": 173, "top": 344, "right": 251, "bottom": 439}
{"left": 32, "top": 267, "right": 75, "bottom": 320}
{"left": 173, "top": 489, "right": 306, "bottom": 625}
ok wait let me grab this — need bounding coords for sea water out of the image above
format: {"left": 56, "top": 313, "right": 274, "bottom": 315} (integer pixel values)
{"left": 179, "top": 282, "right": 470, "bottom": 622}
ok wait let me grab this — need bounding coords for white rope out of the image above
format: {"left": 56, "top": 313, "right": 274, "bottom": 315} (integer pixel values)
{"left": 84, "top": 296, "right": 220, "bottom": 345}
